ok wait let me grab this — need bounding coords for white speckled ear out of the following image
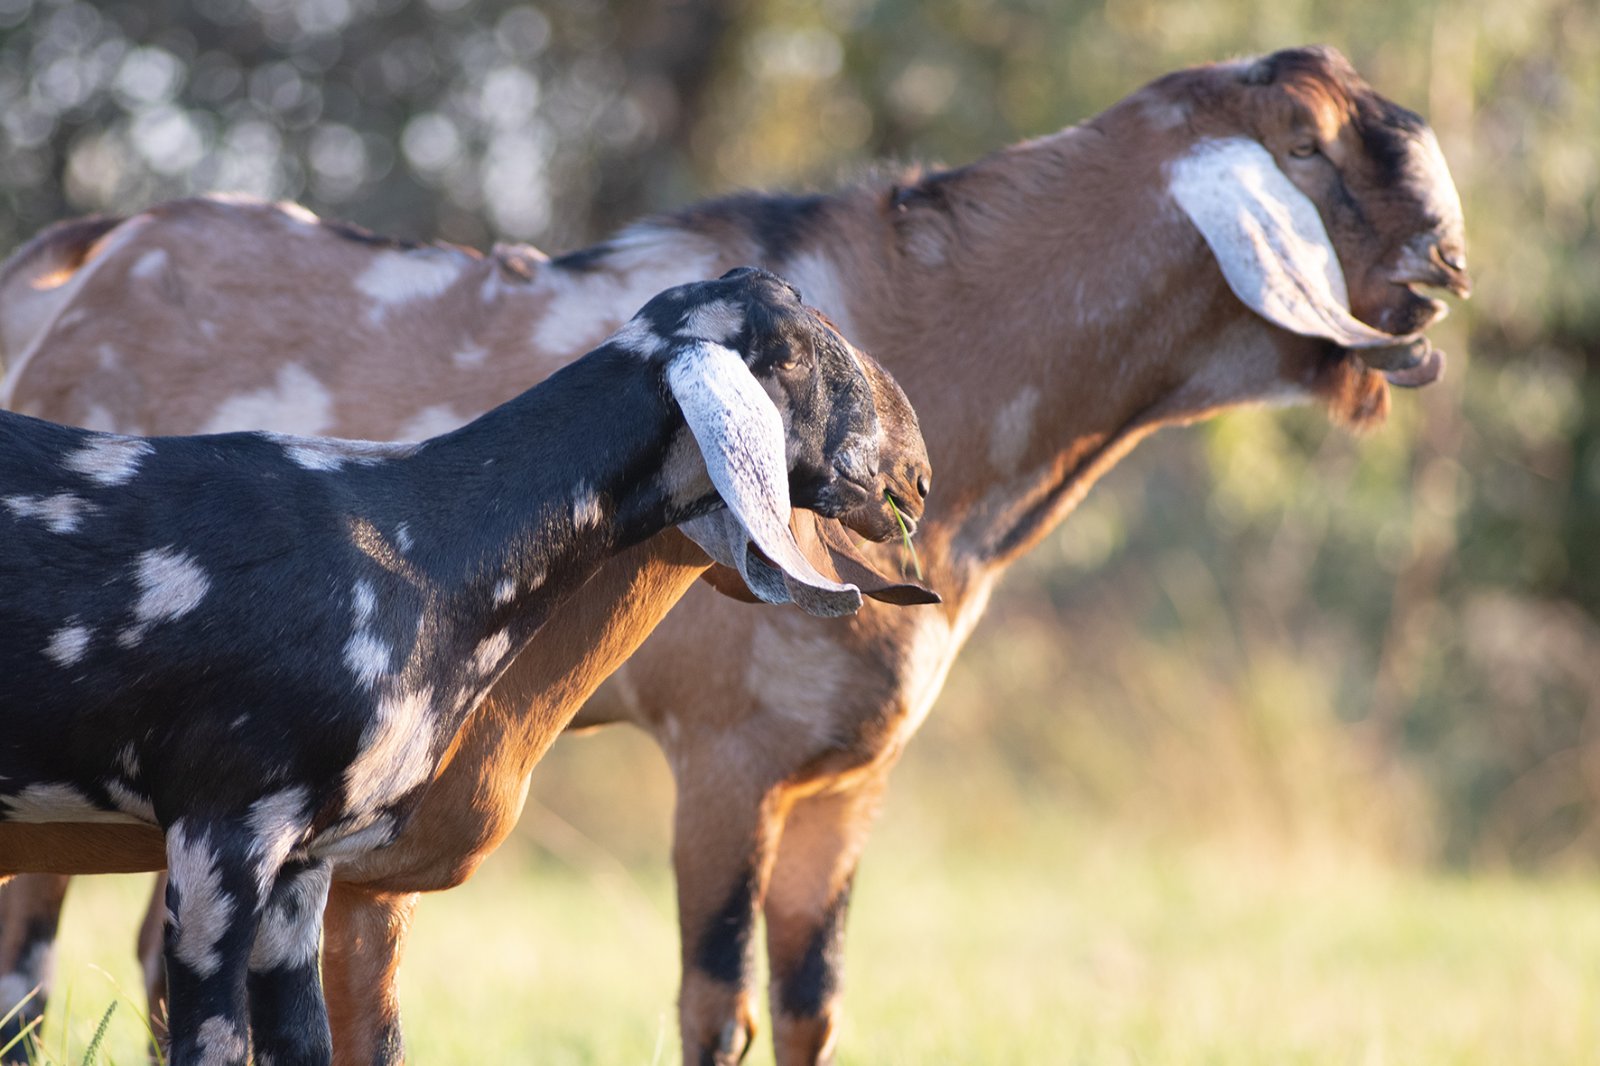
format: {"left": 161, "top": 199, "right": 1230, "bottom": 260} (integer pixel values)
{"left": 1168, "top": 137, "right": 1405, "bottom": 348}
{"left": 668, "top": 340, "right": 863, "bottom": 618}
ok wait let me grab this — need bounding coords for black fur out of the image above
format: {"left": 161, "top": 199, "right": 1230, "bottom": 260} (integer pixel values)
{"left": 695, "top": 865, "right": 759, "bottom": 986}
{"left": 678, "top": 191, "right": 832, "bottom": 264}
{"left": 776, "top": 879, "right": 852, "bottom": 1020}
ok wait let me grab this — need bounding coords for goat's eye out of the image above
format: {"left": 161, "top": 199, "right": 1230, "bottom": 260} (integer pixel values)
{"left": 776, "top": 341, "right": 812, "bottom": 371}
{"left": 1289, "top": 141, "right": 1319, "bottom": 159}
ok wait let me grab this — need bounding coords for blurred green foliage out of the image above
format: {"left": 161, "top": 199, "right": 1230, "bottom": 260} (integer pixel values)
{"left": 0, "top": 0, "right": 1595, "bottom": 868}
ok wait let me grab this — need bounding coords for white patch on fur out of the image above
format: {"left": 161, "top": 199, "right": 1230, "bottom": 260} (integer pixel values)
{"left": 79, "top": 404, "right": 120, "bottom": 433}
{"left": 492, "top": 577, "right": 517, "bottom": 605}
{"left": 397, "top": 404, "right": 464, "bottom": 440}
{"left": 201, "top": 363, "right": 335, "bottom": 436}
{"left": 351, "top": 579, "right": 378, "bottom": 625}
{"left": 344, "top": 579, "right": 389, "bottom": 688}
{"left": 309, "top": 813, "right": 397, "bottom": 859}
{"left": 129, "top": 248, "right": 169, "bottom": 280}
{"left": 195, "top": 1015, "right": 247, "bottom": 1064}
{"left": 1, "top": 783, "right": 131, "bottom": 823}
{"left": 45, "top": 622, "right": 92, "bottom": 666}
{"left": 344, "top": 632, "right": 391, "bottom": 688}
{"left": 571, "top": 484, "right": 604, "bottom": 529}
{"left": 355, "top": 250, "right": 465, "bottom": 322}
{"left": 472, "top": 629, "right": 512, "bottom": 676}
{"left": 988, "top": 385, "right": 1041, "bottom": 474}
{"left": 343, "top": 686, "right": 437, "bottom": 814}
{"left": 452, "top": 343, "right": 488, "bottom": 369}
{"left": 745, "top": 614, "right": 851, "bottom": 752}
{"left": 777, "top": 251, "right": 856, "bottom": 337}
{"left": 679, "top": 299, "right": 744, "bottom": 343}
{"left": 63, "top": 435, "right": 154, "bottom": 486}
{"left": 1140, "top": 95, "right": 1191, "bottom": 131}
{"left": 166, "top": 822, "right": 233, "bottom": 980}
{"left": 532, "top": 229, "right": 717, "bottom": 354}
{"left": 395, "top": 522, "right": 414, "bottom": 553}
{"left": 5, "top": 493, "right": 94, "bottom": 533}
{"left": 249, "top": 863, "right": 331, "bottom": 972}
{"left": 246, "top": 787, "right": 310, "bottom": 897}
{"left": 116, "top": 742, "right": 139, "bottom": 778}
{"left": 277, "top": 435, "right": 417, "bottom": 471}
{"left": 608, "top": 316, "right": 668, "bottom": 357}
{"left": 104, "top": 779, "right": 157, "bottom": 823}
{"left": 120, "top": 548, "right": 210, "bottom": 645}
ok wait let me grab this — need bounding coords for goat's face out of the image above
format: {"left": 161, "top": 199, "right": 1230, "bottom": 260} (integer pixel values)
{"left": 627, "top": 267, "right": 930, "bottom": 616}
{"left": 1159, "top": 45, "right": 1470, "bottom": 421}
{"left": 647, "top": 266, "right": 926, "bottom": 541}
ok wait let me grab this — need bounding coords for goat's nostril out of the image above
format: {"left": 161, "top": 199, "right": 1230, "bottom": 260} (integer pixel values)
{"left": 916, "top": 472, "right": 931, "bottom": 499}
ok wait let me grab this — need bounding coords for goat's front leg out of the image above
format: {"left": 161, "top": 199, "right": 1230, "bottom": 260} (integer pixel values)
{"left": 162, "top": 819, "right": 274, "bottom": 1066}
{"left": 322, "top": 883, "right": 420, "bottom": 1066}
{"left": 247, "top": 859, "right": 334, "bottom": 1064}
{"left": 0, "top": 874, "right": 70, "bottom": 1064}
{"left": 762, "top": 771, "right": 891, "bottom": 1066}
{"left": 673, "top": 762, "right": 785, "bottom": 1066}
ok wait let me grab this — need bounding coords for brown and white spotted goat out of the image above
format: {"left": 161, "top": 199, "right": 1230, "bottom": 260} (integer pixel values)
{"left": 0, "top": 44, "right": 1466, "bottom": 1066}
{"left": 0, "top": 269, "right": 931, "bottom": 1066}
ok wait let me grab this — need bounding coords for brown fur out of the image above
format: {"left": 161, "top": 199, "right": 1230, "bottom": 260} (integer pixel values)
{"left": 0, "top": 47, "right": 1466, "bottom": 1065}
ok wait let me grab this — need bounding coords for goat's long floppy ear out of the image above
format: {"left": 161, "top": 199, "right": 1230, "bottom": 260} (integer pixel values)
{"left": 668, "top": 341, "right": 864, "bottom": 618}
{"left": 1168, "top": 137, "right": 1407, "bottom": 349}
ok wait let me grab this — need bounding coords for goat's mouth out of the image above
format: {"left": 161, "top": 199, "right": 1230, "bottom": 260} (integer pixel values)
{"left": 1350, "top": 268, "right": 1468, "bottom": 390}
{"left": 826, "top": 476, "right": 917, "bottom": 543}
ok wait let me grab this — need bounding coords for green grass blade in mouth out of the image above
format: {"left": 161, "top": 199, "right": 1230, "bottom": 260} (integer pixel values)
{"left": 886, "top": 491, "right": 924, "bottom": 581}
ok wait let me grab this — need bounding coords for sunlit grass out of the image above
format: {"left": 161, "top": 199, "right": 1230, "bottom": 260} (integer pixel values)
{"left": 40, "top": 789, "right": 1600, "bottom": 1064}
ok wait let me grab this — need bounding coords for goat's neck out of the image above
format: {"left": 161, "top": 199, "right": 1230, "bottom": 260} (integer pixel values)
{"left": 378, "top": 347, "right": 695, "bottom": 639}
{"left": 815, "top": 126, "right": 1216, "bottom": 592}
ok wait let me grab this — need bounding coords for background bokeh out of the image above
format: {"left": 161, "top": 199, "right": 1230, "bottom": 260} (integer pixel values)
{"left": 3, "top": 0, "right": 1597, "bottom": 1060}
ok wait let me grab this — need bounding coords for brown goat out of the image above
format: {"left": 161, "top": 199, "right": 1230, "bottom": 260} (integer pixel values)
{"left": 0, "top": 46, "right": 1465, "bottom": 1066}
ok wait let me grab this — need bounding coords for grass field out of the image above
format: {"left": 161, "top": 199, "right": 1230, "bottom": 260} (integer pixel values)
{"left": 21, "top": 753, "right": 1600, "bottom": 1065}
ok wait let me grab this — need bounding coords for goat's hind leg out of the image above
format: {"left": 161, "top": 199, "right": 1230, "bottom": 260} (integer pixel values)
{"left": 0, "top": 874, "right": 70, "bottom": 1064}
{"left": 247, "top": 859, "right": 334, "bottom": 1065}
{"left": 162, "top": 818, "right": 277, "bottom": 1066}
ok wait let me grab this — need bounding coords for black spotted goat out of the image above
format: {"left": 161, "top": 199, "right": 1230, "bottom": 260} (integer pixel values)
{"left": 0, "top": 267, "right": 921, "bottom": 1066}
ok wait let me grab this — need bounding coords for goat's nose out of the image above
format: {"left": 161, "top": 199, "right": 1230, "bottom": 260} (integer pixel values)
{"left": 915, "top": 471, "right": 931, "bottom": 500}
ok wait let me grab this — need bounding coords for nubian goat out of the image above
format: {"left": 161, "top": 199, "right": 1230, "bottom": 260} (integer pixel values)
{"left": 0, "top": 45, "right": 1466, "bottom": 1066}
{"left": 0, "top": 268, "right": 932, "bottom": 1066}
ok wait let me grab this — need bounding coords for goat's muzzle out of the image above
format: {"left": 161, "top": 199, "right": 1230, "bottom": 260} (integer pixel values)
{"left": 1352, "top": 232, "right": 1471, "bottom": 387}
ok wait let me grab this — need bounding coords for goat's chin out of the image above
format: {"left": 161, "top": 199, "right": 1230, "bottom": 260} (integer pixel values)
{"left": 1315, "top": 350, "right": 1392, "bottom": 430}
{"left": 832, "top": 495, "right": 905, "bottom": 543}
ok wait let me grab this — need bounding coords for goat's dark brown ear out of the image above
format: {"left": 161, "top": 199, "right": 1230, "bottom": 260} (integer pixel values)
{"left": 699, "top": 510, "right": 940, "bottom": 606}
